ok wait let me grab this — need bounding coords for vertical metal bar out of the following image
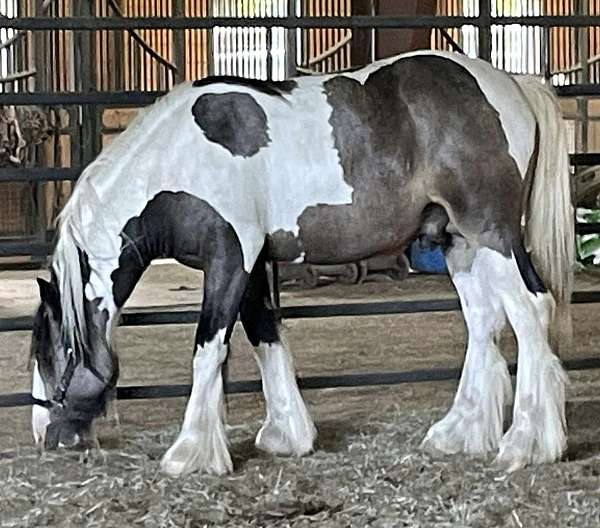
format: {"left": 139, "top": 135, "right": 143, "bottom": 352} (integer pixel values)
{"left": 478, "top": 0, "right": 492, "bottom": 62}
{"left": 74, "top": 0, "right": 100, "bottom": 166}
{"left": 576, "top": 0, "right": 589, "bottom": 152}
{"left": 208, "top": 0, "right": 215, "bottom": 76}
{"left": 286, "top": 0, "right": 297, "bottom": 77}
{"left": 32, "top": 0, "right": 47, "bottom": 238}
{"left": 33, "top": 0, "right": 47, "bottom": 91}
{"left": 188, "top": 0, "right": 193, "bottom": 80}
{"left": 150, "top": 0, "right": 156, "bottom": 89}
{"left": 114, "top": 1, "right": 124, "bottom": 90}
{"left": 266, "top": 0, "right": 273, "bottom": 79}
{"left": 543, "top": 20, "right": 551, "bottom": 79}
{"left": 369, "top": 0, "right": 375, "bottom": 63}
{"left": 272, "top": 261, "right": 281, "bottom": 309}
{"left": 173, "top": 0, "right": 185, "bottom": 82}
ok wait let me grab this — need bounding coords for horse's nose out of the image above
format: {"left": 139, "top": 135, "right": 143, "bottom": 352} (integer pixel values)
{"left": 44, "top": 421, "right": 84, "bottom": 450}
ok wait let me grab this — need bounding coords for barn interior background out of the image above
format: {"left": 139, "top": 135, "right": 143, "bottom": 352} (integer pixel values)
{"left": 2, "top": 0, "right": 600, "bottom": 268}
{"left": 4, "top": 6, "right": 600, "bottom": 526}
{"left": 3, "top": 2, "right": 600, "bottom": 392}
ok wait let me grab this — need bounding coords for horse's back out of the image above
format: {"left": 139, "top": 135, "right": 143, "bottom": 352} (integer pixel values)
{"left": 61, "top": 52, "right": 541, "bottom": 273}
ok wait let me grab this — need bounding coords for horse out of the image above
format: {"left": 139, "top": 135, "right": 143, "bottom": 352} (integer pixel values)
{"left": 30, "top": 50, "right": 574, "bottom": 477}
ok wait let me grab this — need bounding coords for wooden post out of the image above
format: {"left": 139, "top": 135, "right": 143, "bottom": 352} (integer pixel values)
{"left": 32, "top": 0, "right": 48, "bottom": 239}
{"left": 207, "top": 0, "right": 215, "bottom": 76}
{"left": 74, "top": 0, "right": 100, "bottom": 166}
{"left": 286, "top": 0, "right": 298, "bottom": 78}
{"left": 543, "top": 23, "right": 551, "bottom": 80}
{"left": 354, "top": 0, "right": 437, "bottom": 65}
{"left": 173, "top": 0, "right": 186, "bottom": 83}
{"left": 113, "top": 0, "right": 125, "bottom": 90}
{"left": 351, "top": 0, "right": 372, "bottom": 67}
{"left": 375, "top": 0, "right": 436, "bottom": 60}
{"left": 478, "top": 0, "right": 492, "bottom": 62}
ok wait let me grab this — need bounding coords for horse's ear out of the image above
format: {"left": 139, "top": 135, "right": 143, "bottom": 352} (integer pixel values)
{"left": 37, "top": 277, "right": 60, "bottom": 310}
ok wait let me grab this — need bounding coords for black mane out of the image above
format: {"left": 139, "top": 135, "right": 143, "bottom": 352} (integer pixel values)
{"left": 192, "top": 76, "right": 297, "bottom": 98}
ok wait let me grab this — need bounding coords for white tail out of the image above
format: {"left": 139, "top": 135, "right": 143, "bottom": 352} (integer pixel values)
{"left": 514, "top": 75, "right": 575, "bottom": 351}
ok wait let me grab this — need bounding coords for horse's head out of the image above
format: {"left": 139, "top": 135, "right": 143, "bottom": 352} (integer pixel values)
{"left": 31, "top": 275, "right": 118, "bottom": 450}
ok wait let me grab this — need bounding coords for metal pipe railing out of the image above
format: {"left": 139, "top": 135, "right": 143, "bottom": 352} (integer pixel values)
{"left": 3, "top": 15, "right": 600, "bottom": 31}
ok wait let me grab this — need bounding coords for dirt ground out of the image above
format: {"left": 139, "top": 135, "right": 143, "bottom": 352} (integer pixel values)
{"left": 2, "top": 262, "right": 600, "bottom": 526}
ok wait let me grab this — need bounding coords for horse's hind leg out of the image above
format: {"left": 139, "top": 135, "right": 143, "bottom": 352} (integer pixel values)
{"left": 483, "top": 247, "right": 567, "bottom": 471}
{"left": 421, "top": 236, "right": 512, "bottom": 455}
{"left": 438, "top": 241, "right": 566, "bottom": 470}
{"left": 161, "top": 265, "right": 250, "bottom": 477}
{"left": 240, "top": 255, "right": 317, "bottom": 456}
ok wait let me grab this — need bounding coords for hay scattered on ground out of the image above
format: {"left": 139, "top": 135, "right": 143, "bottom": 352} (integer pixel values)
{"left": 1, "top": 407, "right": 600, "bottom": 527}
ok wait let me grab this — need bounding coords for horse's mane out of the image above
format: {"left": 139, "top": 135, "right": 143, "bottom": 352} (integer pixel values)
{"left": 51, "top": 222, "right": 89, "bottom": 362}
{"left": 50, "top": 84, "right": 193, "bottom": 360}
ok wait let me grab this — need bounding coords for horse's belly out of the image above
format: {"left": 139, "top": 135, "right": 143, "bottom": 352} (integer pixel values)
{"left": 268, "top": 200, "right": 422, "bottom": 264}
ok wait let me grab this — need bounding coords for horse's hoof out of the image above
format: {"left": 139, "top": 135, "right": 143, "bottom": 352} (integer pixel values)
{"left": 256, "top": 422, "right": 295, "bottom": 456}
{"left": 421, "top": 418, "right": 496, "bottom": 456}
{"left": 493, "top": 421, "right": 565, "bottom": 472}
{"left": 492, "top": 451, "right": 528, "bottom": 473}
{"left": 161, "top": 434, "right": 232, "bottom": 477}
{"left": 420, "top": 432, "right": 454, "bottom": 456}
{"left": 255, "top": 420, "right": 316, "bottom": 457}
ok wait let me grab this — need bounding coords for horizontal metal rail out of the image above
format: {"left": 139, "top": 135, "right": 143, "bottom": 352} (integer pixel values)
{"left": 556, "top": 84, "right": 600, "bottom": 97}
{"left": 1, "top": 153, "right": 599, "bottom": 186}
{"left": 0, "top": 240, "right": 52, "bottom": 257}
{"left": 0, "top": 91, "right": 164, "bottom": 106}
{"left": 0, "top": 85, "right": 598, "bottom": 108}
{"left": 2, "top": 219, "right": 599, "bottom": 257}
{"left": 4, "top": 15, "right": 600, "bottom": 31}
{"left": 3, "top": 355, "right": 600, "bottom": 408}
{"left": 2, "top": 290, "right": 600, "bottom": 333}
{"left": 570, "top": 153, "right": 600, "bottom": 165}
{"left": 2, "top": 220, "right": 600, "bottom": 258}
{"left": 576, "top": 223, "right": 600, "bottom": 235}
{"left": 0, "top": 167, "right": 81, "bottom": 183}
{"left": 3, "top": 222, "right": 600, "bottom": 257}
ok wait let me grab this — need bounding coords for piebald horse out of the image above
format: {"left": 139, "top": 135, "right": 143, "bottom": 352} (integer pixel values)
{"left": 30, "top": 50, "right": 574, "bottom": 476}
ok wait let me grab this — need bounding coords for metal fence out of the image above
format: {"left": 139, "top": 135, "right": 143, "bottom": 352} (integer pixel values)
{"left": 2, "top": 8, "right": 600, "bottom": 408}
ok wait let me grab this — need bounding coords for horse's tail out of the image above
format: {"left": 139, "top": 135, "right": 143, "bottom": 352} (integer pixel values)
{"left": 515, "top": 75, "right": 575, "bottom": 352}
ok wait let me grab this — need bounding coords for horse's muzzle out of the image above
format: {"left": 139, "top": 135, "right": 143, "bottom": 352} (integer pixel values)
{"left": 44, "top": 418, "right": 94, "bottom": 450}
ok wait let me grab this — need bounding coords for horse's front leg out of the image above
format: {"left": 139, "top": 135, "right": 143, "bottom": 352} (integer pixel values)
{"left": 160, "top": 268, "right": 249, "bottom": 477}
{"left": 240, "top": 256, "right": 316, "bottom": 457}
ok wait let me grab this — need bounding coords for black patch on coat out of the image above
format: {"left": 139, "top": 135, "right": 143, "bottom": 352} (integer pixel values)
{"left": 239, "top": 247, "right": 279, "bottom": 347}
{"left": 192, "top": 75, "right": 297, "bottom": 98}
{"left": 293, "top": 56, "right": 526, "bottom": 264}
{"left": 192, "top": 92, "right": 270, "bottom": 157}
{"left": 111, "top": 191, "right": 249, "bottom": 345}
{"left": 267, "top": 229, "right": 304, "bottom": 261}
{"left": 294, "top": 65, "right": 420, "bottom": 263}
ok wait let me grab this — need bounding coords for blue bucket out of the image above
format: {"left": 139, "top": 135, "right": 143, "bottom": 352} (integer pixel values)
{"left": 408, "top": 241, "right": 448, "bottom": 274}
